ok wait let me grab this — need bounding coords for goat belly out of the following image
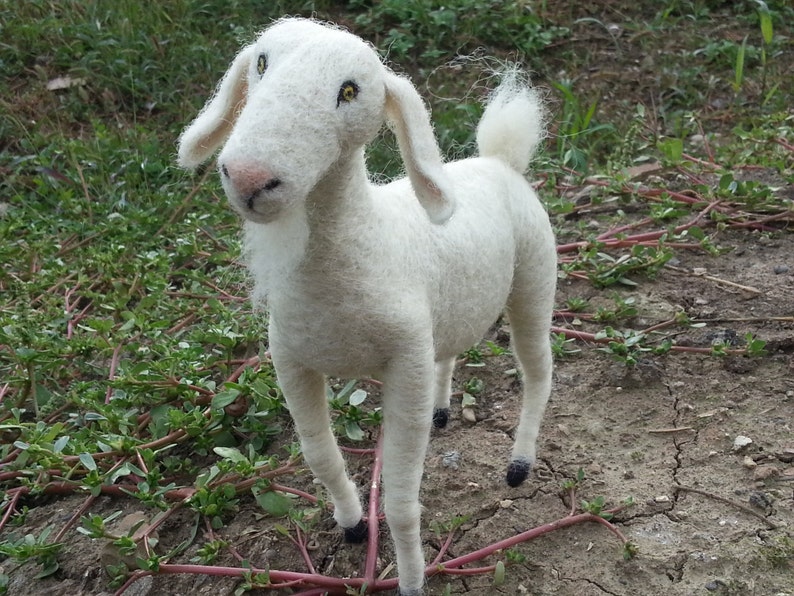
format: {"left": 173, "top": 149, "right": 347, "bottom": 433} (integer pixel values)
{"left": 267, "top": 305, "right": 403, "bottom": 378}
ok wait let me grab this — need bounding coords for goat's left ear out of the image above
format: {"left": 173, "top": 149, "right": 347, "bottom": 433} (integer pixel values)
{"left": 384, "top": 72, "right": 455, "bottom": 224}
{"left": 177, "top": 44, "right": 256, "bottom": 170}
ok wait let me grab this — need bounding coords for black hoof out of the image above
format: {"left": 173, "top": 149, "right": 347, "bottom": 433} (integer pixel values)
{"left": 343, "top": 519, "right": 367, "bottom": 543}
{"left": 506, "top": 458, "right": 531, "bottom": 487}
{"left": 432, "top": 407, "right": 449, "bottom": 429}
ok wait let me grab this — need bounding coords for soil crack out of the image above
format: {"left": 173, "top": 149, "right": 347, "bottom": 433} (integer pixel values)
{"left": 552, "top": 565, "right": 621, "bottom": 595}
{"left": 667, "top": 380, "right": 693, "bottom": 504}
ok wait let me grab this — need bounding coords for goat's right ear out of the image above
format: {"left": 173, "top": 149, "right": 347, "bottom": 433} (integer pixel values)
{"left": 177, "top": 44, "right": 255, "bottom": 170}
{"left": 384, "top": 72, "right": 455, "bottom": 224}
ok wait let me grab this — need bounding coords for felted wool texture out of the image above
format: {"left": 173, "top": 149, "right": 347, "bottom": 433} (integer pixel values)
{"left": 177, "top": 17, "right": 557, "bottom": 595}
{"left": 476, "top": 67, "right": 547, "bottom": 173}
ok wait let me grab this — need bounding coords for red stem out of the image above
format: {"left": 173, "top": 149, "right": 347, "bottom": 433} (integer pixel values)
{"left": 288, "top": 525, "right": 317, "bottom": 575}
{"left": 427, "top": 511, "right": 620, "bottom": 574}
{"left": 364, "top": 431, "right": 385, "bottom": 586}
{"left": 0, "top": 490, "right": 21, "bottom": 533}
{"left": 51, "top": 494, "right": 96, "bottom": 543}
{"left": 270, "top": 483, "right": 319, "bottom": 505}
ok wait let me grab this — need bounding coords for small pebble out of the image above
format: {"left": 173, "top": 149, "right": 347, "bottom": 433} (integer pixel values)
{"left": 748, "top": 491, "right": 773, "bottom": 509}
{"left": 499, "top": 499, "right": 513, "bottom": 509}
{"left": 654, "top": 495, "right": 670, "bottom": 503}
{"left": 461, "top": 407, "right": 477, "bottom": 423}
{"left": 753, "top": 465, "right": 779, "bottom": 482}
{"left": 779, "top": 446, "right": 794, "bottom": 463}
{"left": 773, "top": 264, "right": 789, "bottom": 274}
{"left": 742, "top": 455, "right": 757, "bottom": 469}
{"left": 441, "top": 451, "right": 461, "bottom": 469}
{"left": 586, "top": 462, "right": 603, "bottom": 475}
{"left": 733, "top": 435, "right": 753, "bottom": 452}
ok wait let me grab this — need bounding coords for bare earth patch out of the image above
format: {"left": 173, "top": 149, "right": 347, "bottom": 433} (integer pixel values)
{"left": 5, "top": 213, "right": 792, "bottom": 596}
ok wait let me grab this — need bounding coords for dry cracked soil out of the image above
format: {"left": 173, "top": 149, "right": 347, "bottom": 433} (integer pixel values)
{"left": 6, "top": 209, "right": 793, "bottom": 596}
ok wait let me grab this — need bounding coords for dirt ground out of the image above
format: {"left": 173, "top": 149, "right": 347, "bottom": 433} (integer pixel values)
{"left": 6, "top": 216, "right": 793, "bottom": 596}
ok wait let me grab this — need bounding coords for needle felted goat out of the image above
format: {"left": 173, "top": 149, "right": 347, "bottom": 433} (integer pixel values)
{"left": 178, "top": 17, "right": 556, "bottom": 595}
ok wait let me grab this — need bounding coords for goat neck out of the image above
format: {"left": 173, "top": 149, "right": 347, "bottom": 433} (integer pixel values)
{"left": 304, "top": 147, "right": 374, "bottom": 232}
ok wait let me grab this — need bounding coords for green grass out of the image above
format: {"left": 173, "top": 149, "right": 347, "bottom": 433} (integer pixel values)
{"left": 0, "top": 0, "right": 792, "bottom": 592}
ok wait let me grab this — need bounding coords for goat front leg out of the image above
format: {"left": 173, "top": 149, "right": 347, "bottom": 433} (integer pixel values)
{"left": 380, "top": 352, "right": 435, "bottom": 596}
{"left": 270, "top": 350, "right": 363, "bottom": 536}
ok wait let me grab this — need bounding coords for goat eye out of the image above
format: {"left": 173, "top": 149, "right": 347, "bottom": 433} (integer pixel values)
{"left": 256, "top": 54, "right": 267, "bottom": 76}
{"left": 337, "top": 81, "right": 359, "bottom": 106}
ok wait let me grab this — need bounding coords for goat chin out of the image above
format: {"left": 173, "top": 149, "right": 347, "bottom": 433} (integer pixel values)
{"left": 178, "top": 17, "right": 557, "bottom": 595}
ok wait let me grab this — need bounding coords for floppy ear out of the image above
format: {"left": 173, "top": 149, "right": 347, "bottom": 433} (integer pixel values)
{"left": 384, "top": 72, "right": 455, "bottom": 224}
{"left": 177, "top": 44, "right": 256, "bottom": 170}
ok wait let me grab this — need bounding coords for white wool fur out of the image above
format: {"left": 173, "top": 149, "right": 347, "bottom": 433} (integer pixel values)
{"left": 476, "top": 68, "right": 547, "bottom": 173}
{"left": 178, "top": 18, "right": 556, "bottom": 596}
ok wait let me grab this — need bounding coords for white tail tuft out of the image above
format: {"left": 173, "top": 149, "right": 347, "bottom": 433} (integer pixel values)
{"left": 476, "top": 69, "right": 546, "bottom": 173}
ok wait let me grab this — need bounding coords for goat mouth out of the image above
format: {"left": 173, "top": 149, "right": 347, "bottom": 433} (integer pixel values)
{"left": 245, "top": 191, "right": 260, "bottom": 211}
{"left": 236, "top": 194, "right": 294, "bottom": 225}
{"left": 245, "top": 178, "right": 284, "bottom": 211}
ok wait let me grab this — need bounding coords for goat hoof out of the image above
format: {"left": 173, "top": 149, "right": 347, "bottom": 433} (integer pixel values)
{"left": 506, "top": 458, "right": 531, "bottom": 487}
{"left": 432, "top": 407, "right": 449, "bottom": 428}
{"left": 343, "top": 519, "right": 367, "bottom": 543}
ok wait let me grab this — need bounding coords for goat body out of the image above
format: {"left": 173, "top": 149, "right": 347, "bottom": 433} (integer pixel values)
{"left": 178, "top": 17, "right": 556, "bottom": 595}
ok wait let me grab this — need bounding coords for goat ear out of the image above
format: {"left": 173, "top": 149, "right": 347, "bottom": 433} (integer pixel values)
{"left": 384, "top": 72, "right": 455, "bottom": 224}
{"left": 177, "top": 44, "right": 255, "bottom": 170}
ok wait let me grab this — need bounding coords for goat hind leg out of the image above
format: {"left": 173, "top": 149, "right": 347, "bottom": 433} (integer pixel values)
{"left": 432, "top": 356, "right": 455, "bottom": 428}
{"left": 505, "top": 291, "right": 554, "bottom": 487}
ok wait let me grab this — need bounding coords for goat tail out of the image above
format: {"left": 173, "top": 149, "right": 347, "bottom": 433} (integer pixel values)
{"left": 476, "top": 68, "right": 546, "bottom": 174}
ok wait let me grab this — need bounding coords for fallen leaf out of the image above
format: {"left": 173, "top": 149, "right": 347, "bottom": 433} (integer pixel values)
{"left": 47, "top": 76, "right": 87, "bottom": 91}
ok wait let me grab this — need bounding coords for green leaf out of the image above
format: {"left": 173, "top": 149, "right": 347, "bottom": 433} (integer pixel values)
{"left": 657, "top": 137, "right": 683, "bottom": 163}
{"left": 108, "top": 462, "right": 147, "bottom": 485}
{"left": 53, "top": 436, "right": 69, "bottom": 454}
{"left": 756, "top": 1, "right": 773, "bottom": 44}
{"left": 345, "top": 420, "right": 365, "bottom": 442}
{"left": 34, "top": 559, "right": 59, "bottom": 579}
{"left": 79, "top": 452, "right": 97, "bottom": 472}
{"left": 493, "top": 560, "right": 506, "bottom": 585}
{"left": 255, "top": 491, "right": 292, "bottom": 517}
{"left": 213, "top": 447, "right": 247, "bottom": 463}
{"left": 623, "top": 541, "right": 638, "bottom": 560}
{"left": 733, "top": 36, "right": 748, "bottom": 93}
{"left": 211, "top": 389, "right": 240, "bottom": 409}
{"left": 349, "top": 389, "right": 368, "bottom": 406}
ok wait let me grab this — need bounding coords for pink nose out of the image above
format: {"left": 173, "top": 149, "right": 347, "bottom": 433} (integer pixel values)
{"left": 220, "top": 160, "right": 282, "bottom": 203}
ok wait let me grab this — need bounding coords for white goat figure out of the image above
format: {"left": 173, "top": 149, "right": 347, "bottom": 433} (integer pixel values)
{"left": 178, "top": 17, "right": 556, "bottom": 595}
